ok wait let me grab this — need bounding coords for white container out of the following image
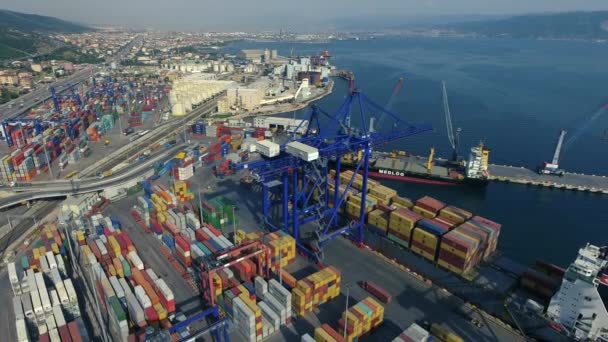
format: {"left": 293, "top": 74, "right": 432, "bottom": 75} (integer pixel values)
{"left": 46, "top": 251, "right": 58, "bottom": 269}
{"left": 109, "top": 276, "right": 125, "bottom": 300}
{"left": 119, "top": 277, "right": 133, "bottom": 296}
{"left": 53, "top": 305, "right": 66, "bottom": 327}
{"left": 286, "top": 141, "right": 319, "bottom": 161}
{"left": 50, "top": 289, "right": 60, "bottom": 308}
{"left": 21, "top": 294, "right": 34, "bottom": 320}
{"left": 13, "top": 296, "right": 24, "bottom": 320}
{"left": 127, "top": 251, "right": 144, "bottom": 270}
{"left": 15, "top": 319, "right": 29, "bottom": 342}
{"left": 146, "top": 269, "right": 159, "bottom": 282}
{"left": 35, "top": 272, "right": 52, "bottom": 314}
{"left": 56, "top": 282, "right": 69, "bottom": 306}
{"left": 134, "top": 285, "right": 151, "bottom": 309}
{"left": 255, "top": 140, "right": 280, "bottom": 158}
{"left": 8, "top": 262, "right": 18, "bottom": 285}
{"left": 63, "top": 278, "right": 78, "bottom": 305}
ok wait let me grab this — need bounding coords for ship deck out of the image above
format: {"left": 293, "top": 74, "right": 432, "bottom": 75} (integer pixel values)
{"left": 373, "top": 154, "right": 450, "bottom": 178}
{"left": 488, "top": 164, "right": 608, "bottom": 194}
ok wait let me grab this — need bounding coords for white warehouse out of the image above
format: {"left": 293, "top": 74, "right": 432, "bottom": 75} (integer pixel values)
{"left": 253, "top": 117, "right": 308, "bottom": 135}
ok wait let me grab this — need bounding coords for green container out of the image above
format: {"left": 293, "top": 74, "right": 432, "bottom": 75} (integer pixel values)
{"left": 195, "top": 242, "right": 212, "bottom": 256}
{"left": 121, "top": 259, "right": 131, "bottom": 277}
{"left": 127, "top": 183, "right": 142, "bottom": 195}
{"left": 387, "top": 232, "right": 410, "bottom": 249}
{"left": 109, "top": 296, "right": 127, "bottom": 321}
{"left": 21, "top": 256, "right": 29, "bottom": 270}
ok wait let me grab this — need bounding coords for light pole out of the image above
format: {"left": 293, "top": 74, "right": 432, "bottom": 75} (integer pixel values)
{"left": 343, "top": 284, "right": 351, "bottom": 339}
{"left": 232, "top": 206, "right": 237, "bottom": 245}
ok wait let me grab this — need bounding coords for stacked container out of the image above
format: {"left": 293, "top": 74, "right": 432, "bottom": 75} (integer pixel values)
{"left": 410, "top": 219, "right": 451, "bottom": 262}
{"left": 412, "top": 196, "right": 445, "bottom": 218}
{"left": 291, "top": 267, "right": 341, "bottom": 316}
{"left": 387, "top": 208, "right": 423, "bottom": 249}
{"left": 264, "top": 231, "right": 296, "bottom": 272}
{"left": 338, "top": 297, "right": 384, "bottom": 341}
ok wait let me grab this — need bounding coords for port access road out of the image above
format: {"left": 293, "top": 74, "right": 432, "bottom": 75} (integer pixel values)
{"left": 488, "top": 164, "right": 608, "bottom": 194}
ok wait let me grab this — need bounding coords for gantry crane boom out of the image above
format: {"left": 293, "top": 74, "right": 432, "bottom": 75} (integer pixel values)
{"left": 552, "top": 130, "right": 567, "bottom": 165}
{"left": 231, "top": 87, "right": 432, "bottom": 261}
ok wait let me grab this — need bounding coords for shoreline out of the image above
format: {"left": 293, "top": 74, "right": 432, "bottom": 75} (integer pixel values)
{"left": 236, "top": 79, "right": 336, "bottom": 118}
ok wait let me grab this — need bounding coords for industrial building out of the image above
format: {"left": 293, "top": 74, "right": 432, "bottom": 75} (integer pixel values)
{"left": 253, "top": 116, "right": 308, "bottom": 135}
{"left": 547, "top": 243, "right": 608, "bottom": 341}
{"left": 237, "top": 49, "right": 277, "bottom": 63}
{"left": 169, "top": 75, "right": 235, "bottom": 116}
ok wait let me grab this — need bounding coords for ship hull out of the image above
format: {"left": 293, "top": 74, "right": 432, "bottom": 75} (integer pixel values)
{"left": 337, "top": 162, "right": 489, "bottom": 187}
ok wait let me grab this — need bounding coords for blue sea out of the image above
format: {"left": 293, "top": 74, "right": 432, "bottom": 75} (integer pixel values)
{"left": 223, "top": 37, "right": 608, "bottom": 267}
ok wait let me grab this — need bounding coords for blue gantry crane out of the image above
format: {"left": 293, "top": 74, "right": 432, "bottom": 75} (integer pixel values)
{"left": 232, "top": 88, "right": 432, "bottom": 261}
{"left": 50, "top": 85, "right": 82, "bottom": 112}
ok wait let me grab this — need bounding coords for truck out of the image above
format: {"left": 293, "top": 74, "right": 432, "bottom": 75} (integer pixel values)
{"left": 123, "top": 127, "right": 135, "bottom": 135}
{"left": 360, "top": 280, "right": 392, "bottom": 304}
{"left": 430, "top": 323, "right": 464, "bottom": 342}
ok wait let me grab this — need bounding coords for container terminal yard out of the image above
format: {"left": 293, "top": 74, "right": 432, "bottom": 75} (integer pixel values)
{"left": 0, "top": 53, "right": 606, "bottom": 342}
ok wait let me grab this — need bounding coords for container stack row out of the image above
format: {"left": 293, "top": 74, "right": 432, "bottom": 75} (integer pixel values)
{"left": 9, "top": 225, "right": 86, "bottom": 342}
{"left": 332, "top": 171, "right": 503, "bottom": 278}
{"left": 74, "top": 215, "right": 176, "bottom": 340}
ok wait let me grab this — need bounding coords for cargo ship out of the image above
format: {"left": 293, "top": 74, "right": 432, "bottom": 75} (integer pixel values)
{"left": 336, "top": 142, "right": 491, "bottom": 187}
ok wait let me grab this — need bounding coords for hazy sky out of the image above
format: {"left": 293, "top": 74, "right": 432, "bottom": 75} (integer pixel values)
{"left": 3, "top": 0, "right": 608, "bottom": 31}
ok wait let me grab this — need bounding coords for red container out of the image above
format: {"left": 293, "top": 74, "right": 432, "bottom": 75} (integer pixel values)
{"left": 438, "top": 249, "right": 469, "bottom": 269}
{"left": 144, "top": 306, "right": 158, "bottom": 321}
{"left": 322, "top": 324, "right": 345, "bottom": 342}
{"left": 195, "top": 229, "right": 211, "bottom": 242}
{"left": 472, "top": 216, "right": 502, "bottom": 234}
{"left": 411, "top": 240, "right": 436, "bottom": 256}
{"left": 163, "top": 221, "right": 179, "bottom": 236}
{"left": 441, "top": 231, "right": 477, "bottom": 255}
{"left": 59, "top": 325, "right": 73, "bottom": 342}
{"left": 39, "top": 333, "right": 50, "bottom": 342}
{"left": 205, "top": 223, "right": 221, "bottom": 237}
{"left": 88, "top": 241, "right": 102, "bottom": 261}
{"left": 361, "top": 281, "right": 392, "bottom": 304}
{"left": 415, "top": 196, "right": 446, "bottom": 214}
{"left": 68, "top": 321, "right": 83, "bottom": 342}
{"left": 174, "top": 234, "right": 191, "bottom": 252}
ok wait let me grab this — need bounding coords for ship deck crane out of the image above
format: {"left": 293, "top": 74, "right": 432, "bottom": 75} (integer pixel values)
{"left": 442, "top": 81, "right": 461, "bottom": 162}
{"left": 539, "top": 130, "right": 567, "bottom": 176}
{"left": 231, "top": 87, "right": 432, "bottom": 262}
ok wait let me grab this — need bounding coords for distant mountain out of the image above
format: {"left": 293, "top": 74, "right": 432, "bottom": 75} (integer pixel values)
{"left": 0, "top": 9, "right": 91, "bottom": 33}
{"left": 0, "top": 10, "right": 93, "bottom": 60}
{"left": 446, "top": 11, "right": 608, "bottom": 39}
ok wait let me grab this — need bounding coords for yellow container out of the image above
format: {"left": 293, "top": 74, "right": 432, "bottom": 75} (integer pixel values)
{"left": 412, "top": 205, "right": 436, "bottom": 219}
{"left": 413, "top": 228, "right": 440, "bottom": 249}
{"left": 314, "top": 327, "right": 335, "bottom": 342}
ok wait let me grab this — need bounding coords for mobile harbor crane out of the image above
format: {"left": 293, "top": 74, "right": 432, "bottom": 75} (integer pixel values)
{"left": 539, "top": 130, "right": 567, "bottom": 176}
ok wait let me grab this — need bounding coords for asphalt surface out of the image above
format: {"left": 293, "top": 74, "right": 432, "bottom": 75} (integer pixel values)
{"left": 489, "top": 164, "right": 608, "bottom": 191}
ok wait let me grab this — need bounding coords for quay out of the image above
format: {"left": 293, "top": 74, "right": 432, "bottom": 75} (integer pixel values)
{"left": 488, "top": 164, "right": 608, "bottom": 194}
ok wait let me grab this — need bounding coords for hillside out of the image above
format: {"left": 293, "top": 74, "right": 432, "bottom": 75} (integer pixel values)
{"left": 446, "top": 11, "right": 608, "bottom": 39}
{"left": 0, "top": 9, "right": 93, "bottom": 60}
{"left": 0, "top": 9, "right": 90, "bottom": 33}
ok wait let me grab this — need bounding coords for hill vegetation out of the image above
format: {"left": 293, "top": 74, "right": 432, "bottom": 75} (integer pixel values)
{"left": 447, "top": 11, "right": 608, "bottom": 39}
{"left": 0, "top": 9, "right": 90, "bottom": 33}
{"left": 0, "top": 9, "right": 92, "bottom": 60}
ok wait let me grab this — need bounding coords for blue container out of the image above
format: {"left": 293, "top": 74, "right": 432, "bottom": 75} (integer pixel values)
{"left": 244, "top": 281, "right": 255, "bottom": 295}
{"left": 96, "top": 225, "right": 104, "bottom": 235}
{"left": 111, "top": 216, "right": 121, "bottom": 229}
{"left": 208, "top": 238, "right": 222, "bottom": 251}
{"left": 416, "top": 219, "right": 446, "bottom": 236}
{"left": 60, "top": 246, "right": 66, "bottom": 256}
{"left": 162, "top": 234, "right": 175, "bottom": 250}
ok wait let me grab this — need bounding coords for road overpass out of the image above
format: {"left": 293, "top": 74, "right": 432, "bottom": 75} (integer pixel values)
{"left": 0, "top": 143, "right": 186, "bottom": 209}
